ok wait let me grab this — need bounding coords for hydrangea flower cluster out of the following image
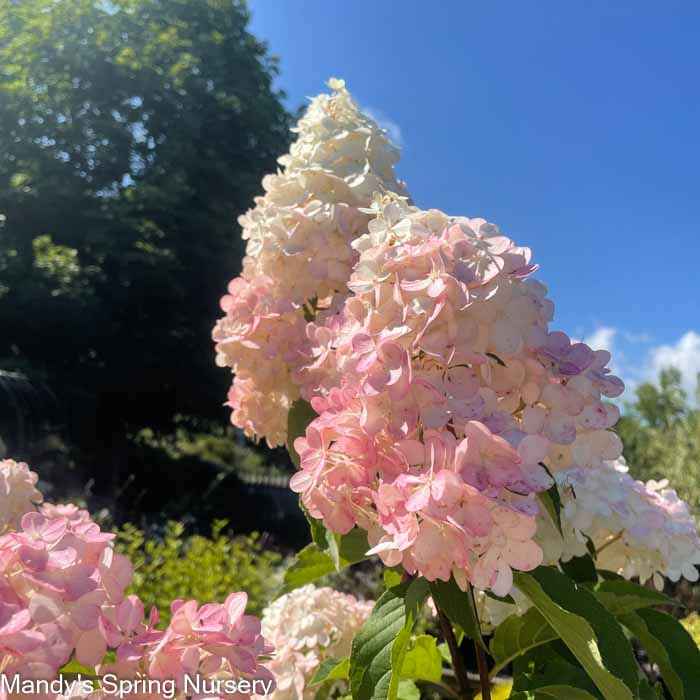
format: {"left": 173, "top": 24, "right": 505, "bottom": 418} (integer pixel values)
{"left": 0, "top": 507, "right": 132, "bottom": 685}
{"left": 290, "top": 195, "right": 624, "bottom": 595}
{"left": 0, "top": 460, "right": 273, "bottom": 700}
{"left": 95, "top": 591, "right": 274, "bottom": 700}
{"left": 213, "top": 79, "right": 405, "bottom": 447}
{"left": 539, "top": 458, "right": 700, "bottom": 589}
{"left": 260, "top": 585, "right": 372, "bottom": 700}
{"left": 0, "top": 459, "right": 42, "bottom": 532}
{"left": 214, "top": 79, "right": 699, "bottom": 598}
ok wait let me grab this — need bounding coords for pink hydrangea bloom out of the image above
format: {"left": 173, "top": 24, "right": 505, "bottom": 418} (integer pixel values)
{"left": 96, "top": 592, "right": 274, "bottom": 700}
{"left": 0, "top": 508, "right": 131, "bottom": 678}
{"left": 0, "top": 460, "right": 273, "bottom": 699}
{"left": 287, "top": 195, "right": 624, "bottom": 594}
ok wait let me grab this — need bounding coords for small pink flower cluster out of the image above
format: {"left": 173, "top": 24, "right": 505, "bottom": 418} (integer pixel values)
{"left": 0, "top": 508, "right": 131, "bottom": 680}
{"left": 213, "top": 79, "right": 405, "bottom": 447}
{"left": 0, "top": 462, "right": 273, "bottom": 700}
{"left": 289, "top": 196, "right": 624, "bottom": 596}
{"left": 96, "top": 592, "right": 274, "bottom": 699}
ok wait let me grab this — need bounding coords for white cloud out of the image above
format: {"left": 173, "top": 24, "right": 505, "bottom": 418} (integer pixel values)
{"left": 584, "top": 326, "right": 617, "bottom": 353}
{"left": 364, "top": 106, "right": 403, "bottom": 146}
{"left": 648, "top": 331, "right": 700, "bottom": 399}
{"left": 623, "top": 330, "right": 652, "bottom": 344}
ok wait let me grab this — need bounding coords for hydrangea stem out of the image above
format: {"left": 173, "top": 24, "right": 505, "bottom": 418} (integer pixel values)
{"left": 469, "top": 585, "right": 492, "bottom": 700}
{"left": 474, "top": 640, "right": 492, "bottom": 700}
{"left": 436, "top": 604, "right": 474, "bottom": 699}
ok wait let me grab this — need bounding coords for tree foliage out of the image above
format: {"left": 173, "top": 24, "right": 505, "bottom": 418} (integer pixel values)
{"left": 0, "top": 0, "right": 292, "bottom": 468}
{"left": 619, "top": 368, "right": 700, "bottom": 514}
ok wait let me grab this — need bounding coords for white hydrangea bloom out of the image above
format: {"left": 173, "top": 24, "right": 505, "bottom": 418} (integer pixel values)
{"left": 260, "top": 584, "right": 373, "bottom": 700}
{"left": 537, "top": 458, "right": 700, "bottom": 589}
{"left": 238, "top": 77, "right": 406, "bottom": 306}
{"left": 0, "top": 458, "right": 42, "bottom": 532}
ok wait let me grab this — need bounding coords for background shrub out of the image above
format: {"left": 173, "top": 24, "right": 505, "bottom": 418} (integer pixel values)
{"left": 115, "top": 520, "right": 283, "bottom": 620}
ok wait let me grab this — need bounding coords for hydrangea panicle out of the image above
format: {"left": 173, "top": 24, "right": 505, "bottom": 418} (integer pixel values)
{"left": 213, "top": 79, "right": 406, "bottom": 446}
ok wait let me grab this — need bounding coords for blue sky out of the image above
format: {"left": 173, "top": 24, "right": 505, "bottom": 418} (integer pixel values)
{"left": 249, "top": 1, "right": 700, "bottom": 400}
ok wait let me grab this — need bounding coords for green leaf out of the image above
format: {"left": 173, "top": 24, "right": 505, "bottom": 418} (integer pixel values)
{"left": 510, "top": 686, "right": 599, "bottom": 699}
{"left": 349, "top": 579, "right": 428, "bottom": 700}
{"left": 300, "top": 500, "right": 333, "bottom": 551}
{"left": 619, "top": 608, "right": 700, "bottom": 700}
{"left": 287, "top": 399, "right": 317, "bottom": 467}
{"left": 537, "top": 466, "right": 563, "bottom": 536}
{"left": 637, "top": 679, "right": 660, "bottom": 700}
{"left": 310, "top": 657, "right": 350, "bottom": 685}
{"left": 337, "top": 527, "right": 372, "bottom": 563}
{"left": 59, "top": 659, "right": 96, "bottom": 675}
{"left": 397, "top": 679, "right": 420, "bottom": 700}
{"left": 400, "top": 635, "right": 443, "bottom": 682}
{"left": 58, "top": 658, "right": 98, "bottom": 680}
{"left": 592, "top": 579, "right": 675, "bottom": 616}
{"left": 429, "top": 577, "right": 485, "bottom": 649}
{"left": 560, "top": 555, "right": 597, "bottom": 583}
{"left": 489, "top": 608, "right": 558, "bottom": 675}
{"left": 280, "top": 529, "right": 369, "bottom": 593}
{"left": 513, "top": 650, "right": 603, "bottom": 698}
{"left": 512, "top": 646, "right": 604, "bottom": 697}
{"left": 384, "top": 569, "right": 403, "bottom": 589}
{"left": 514, "top": 567, "right": 638, "bottom": 700}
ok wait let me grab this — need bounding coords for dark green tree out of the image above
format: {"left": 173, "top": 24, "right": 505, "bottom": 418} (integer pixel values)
{"left": 0, "top": 0, "right": 292, "bottom": 480}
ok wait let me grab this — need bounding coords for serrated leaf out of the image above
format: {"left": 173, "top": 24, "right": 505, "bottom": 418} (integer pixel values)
{"left": 429, "top": 577, "right": 485, "bottom": 649}
{"left": 514, "top": 567, "right": 638, "bottom": 700}
{"left": 287, "top": 399, "right": 317, "bottom": 467}
{"left": 619, "top": 608, "right": 700, "bottom": 700}
{"left": 560, "top": 554, "right": 597, "bottom": 583}
{"left": 349, "top": 579, "right": 428, "bottom": 700}
{"left": 510, "top": 686, "right": 598, "bottom": 699}
{"left": 489, "top": 608, "right": 558, "bottom": 675}
{"left": 310, "top": 657, "right": 350, "bottom": 685}
{"left": 400, "top": 635, "right": 442, "bottom": 682}
{"left": 592, "top": 579, "right": 675, "bottom": 616}
{"left": 280, "top": 529, "right": 369, "bottom": 593}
